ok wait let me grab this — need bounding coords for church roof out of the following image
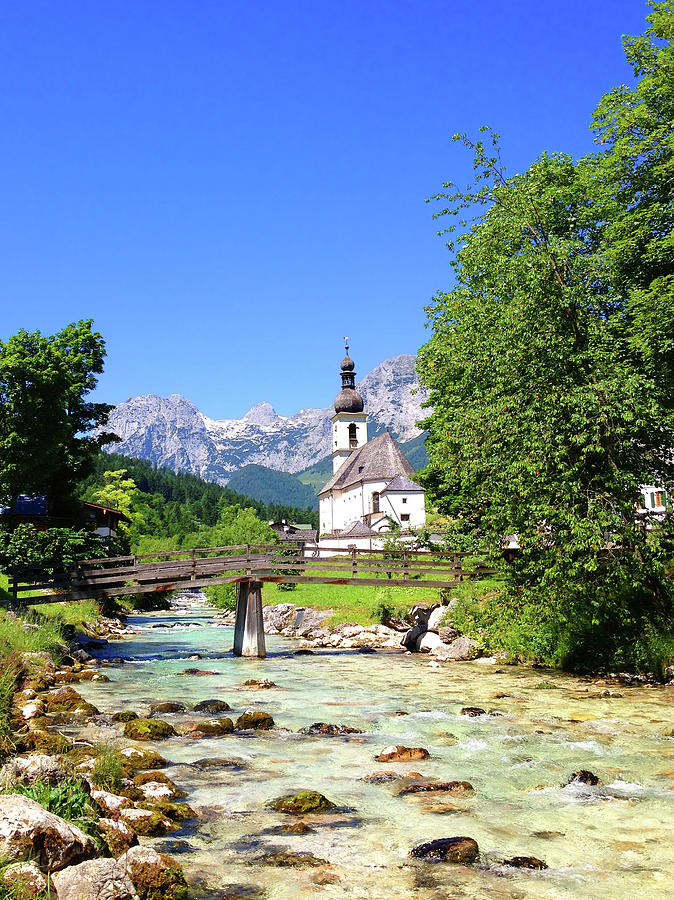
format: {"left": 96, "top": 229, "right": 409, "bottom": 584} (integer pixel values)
{"left": 319, "top": 432, "right": 416, "bottom": 496}
{"left": 381, "top": 474, "right": 424, "bottom": 493}
{"left": 339, "top": 520, "right": 375, "bottom": 537}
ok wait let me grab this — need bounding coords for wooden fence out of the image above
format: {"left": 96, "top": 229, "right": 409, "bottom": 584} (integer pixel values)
{"left": 8, "top": 544, "right": 498, "bottom": 606}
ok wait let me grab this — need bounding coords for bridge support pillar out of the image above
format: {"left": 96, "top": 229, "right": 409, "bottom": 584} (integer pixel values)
{"left": 233, "top": 581, "right": 266, "bottom": 658}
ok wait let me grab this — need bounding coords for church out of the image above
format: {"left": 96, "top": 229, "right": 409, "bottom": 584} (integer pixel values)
{"left": 318, "top": 347, "right": 426, "bottom": 542}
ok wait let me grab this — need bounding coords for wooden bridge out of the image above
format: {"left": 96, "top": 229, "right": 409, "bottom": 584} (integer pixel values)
{"left": 9, "top": 544, "right": 496, "bottom": 658}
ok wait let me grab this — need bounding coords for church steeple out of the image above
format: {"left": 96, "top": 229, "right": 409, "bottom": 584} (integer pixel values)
{"left": 331, "top": 339, "right": 367, "bottom": 473}
{"left": 334, "top": 337, "right": 364, "bottom": 413}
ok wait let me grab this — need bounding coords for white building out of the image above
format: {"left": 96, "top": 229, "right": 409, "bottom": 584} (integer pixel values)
{"left": 318, "top": 348, "right": 425, "bottom": 543}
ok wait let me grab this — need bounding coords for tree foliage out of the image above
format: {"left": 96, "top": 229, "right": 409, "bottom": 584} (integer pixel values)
{"left": 417, "top": 2, "right": 674, "bottom": 671}
{"left": 0, "top": 320, "right": 114, "bottom": 514}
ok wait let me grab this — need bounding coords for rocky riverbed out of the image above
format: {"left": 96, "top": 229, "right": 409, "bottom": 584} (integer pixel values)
{"left": 2, "top": 593, "right": 674, "bottom": 900}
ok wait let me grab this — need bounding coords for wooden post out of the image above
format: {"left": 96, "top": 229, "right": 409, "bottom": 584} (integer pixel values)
{"left": 233, "top": 580, "right": 266, "bottom": 658}
{"left": 9, "top": 576, "right": 18, "bottom": 610}
{"left": 191, "top": 549, "right": 197, "bottom": 581}
{"left": 351, "top": 547, "right": 357, "bottom": 579}
{"left": 233, "top": 582, "right": 248, "bottom": 655}
{"left": 245, "top": 544, "right": 252, "bottom": 576}
{"left": 403, "top": 549, "right": 409, "bottom": 581}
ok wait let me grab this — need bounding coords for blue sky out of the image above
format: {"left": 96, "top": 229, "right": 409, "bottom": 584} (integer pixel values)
{"left": 0, "top": 0, "right": 650, "bottom": 418}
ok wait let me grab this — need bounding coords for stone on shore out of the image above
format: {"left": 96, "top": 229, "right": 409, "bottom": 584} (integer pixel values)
{"left": 417, "top": 632, "right": 444, "bottom": 653}
{"left": 98, "top": 818, "right": 139, "bottom": 857}
{"left": 0, "top": 794, "right": 98, "bottom": 872}
{"left": 1, "top": 754, "right": 69, "bottom": 785}
{"left": 119, "top": 808, "right": 177, "bottom": 837}
{"left": 433, "top": 637, "right": 482, "bottom": 661}
{"left": 410, "top": 836, "right": 479, "bottom": 863}
{"left": 91, "top": 789, "right": 133, "bottom": 815}
{"left": 119, "top": 748, "right": 168, "bottom": 774}
{"left": 1, "top": 862, "right": 48, "bottom": 898}
{"left": 118, "top": 845, "right": 188, "bottom": 900}
{"left": 50, "top": 858, "right": 138, "bottom": 900}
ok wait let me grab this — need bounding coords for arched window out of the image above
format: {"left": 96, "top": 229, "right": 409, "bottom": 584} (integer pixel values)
{"left": 348, "top": 423, "right": 358, "bottom": 448}
{"left": 372, "top": 492, "right": 380, "bottom": 513}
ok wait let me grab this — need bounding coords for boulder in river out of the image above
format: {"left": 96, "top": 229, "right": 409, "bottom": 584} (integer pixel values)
{"left": 193, "top": 699, "right": 231, "bottom": 713}
{"left": 460, "top": 707, "right": 486, "bottom": 717}
{"left": 410, "top": 836, "right": 479, "bottom": 863}
{"left": 188, "top": 717, "right": 234, "bottom": 737}
{"left": 149, "top": 702, "right": 186, "bottom": 715}
{"left": 259, "top": 849, "right": 327, "bottom": 868}
{"left": 236, "top": 711, "right": 274, "bottom": 731}
{"left": 567, "top": 770, "right": 601, "bottom": 785}
{"left": 0, "top": 793, "right": 98, "bottom": 872}
{"left": 112, "top": 710, "right": 139, "bottom": 723}
{"left": 398, "top": 781, "right": 474, "bottom": 796}
{"left": 50, "top": 858, "right": 138, "bottom": 900}
{"left": 376, "top": 745, "right": 430, "bottom": 762}
{"left": 190, "top": 757, "right": 247, "bottom": 771}
{"left": 502, "top": 856, "right": 548, "bottom": 869}
{"left": 242, "top": 679, "right": 277, "bottom": 689}
{"left": 268, "top": 791, "right": 337, "bottom": 814}
{"left": 299, "top": 723, "right": 364, "bottom": 735}
{"left": 123, "top": 719, "right": 177, "bottom": 741}
{"left": 118, "top": 845, "right": 188, "bottom": 900}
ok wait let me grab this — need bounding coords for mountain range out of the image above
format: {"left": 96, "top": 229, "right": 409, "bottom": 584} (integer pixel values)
{"left": 104, "top": 354, "right": 430, "bottom": 508}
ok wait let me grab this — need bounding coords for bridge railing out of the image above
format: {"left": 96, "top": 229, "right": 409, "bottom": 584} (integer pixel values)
{"left": 8, "top": 542, "right": 498, "bottom": 605}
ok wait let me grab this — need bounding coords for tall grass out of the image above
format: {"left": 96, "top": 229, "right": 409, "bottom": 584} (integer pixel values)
{"left": 29, "top": 599, "right": 101, "bottom": 630}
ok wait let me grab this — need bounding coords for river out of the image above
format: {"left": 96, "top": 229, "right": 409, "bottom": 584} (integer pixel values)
{"left": 70, "top": 596, "right": 674, "bottom": 900}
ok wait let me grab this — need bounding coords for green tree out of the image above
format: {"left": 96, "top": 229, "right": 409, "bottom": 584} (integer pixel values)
{"left": 417, "top": 4, "right": 674, "bottom": 671}
{"left": 0, "top": 320, "right": 115, "bottom": 514}
{"left": 91, "top": 470, "right": 145, "bottom": 537}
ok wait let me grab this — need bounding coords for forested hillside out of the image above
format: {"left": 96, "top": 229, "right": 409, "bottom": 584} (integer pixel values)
{"left": 79, "top": 452, "right": 319, "bottom": 537}
{"left": 225, "top": 433, "right": 429, "bottom": 508}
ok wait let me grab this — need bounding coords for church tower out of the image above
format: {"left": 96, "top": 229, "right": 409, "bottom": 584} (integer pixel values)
{"left": 331, "top": 340, "right": 368, "bottom": 473}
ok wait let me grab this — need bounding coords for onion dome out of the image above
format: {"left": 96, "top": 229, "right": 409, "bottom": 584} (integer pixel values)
{"left": 334, "top": 387, "right": 364, "bottom": 413}
{"left": 340, "top": 354, "right": 355, "bottom": 372}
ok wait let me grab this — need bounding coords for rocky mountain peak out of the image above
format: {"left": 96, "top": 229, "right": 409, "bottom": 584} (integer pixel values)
{"left": 104, "top": 353, "right": 430, "bottom": 485}
{"left": 242, "top": 401, "right": 280, "bottom": 426}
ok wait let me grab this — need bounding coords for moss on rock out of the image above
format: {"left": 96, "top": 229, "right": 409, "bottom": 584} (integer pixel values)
{"left": 17, "top": 730, "right": 73, "bottom": 755}
{"left": 119, "top": 747, "right": 168, "bottom": 775}
{"left": 112, "top": 710, "right": 139, "bottom": 723}
{"left": 189, "top": 718, "right": 234, "bottom": 736}
{"left": 236, "top": 711, "right": 274, "bottom": 731}
{"left": 268, "top": 791, "right": 337, "bottom": 815}
{"left": 123, "top": 719, "right": 177, "bottom": 741}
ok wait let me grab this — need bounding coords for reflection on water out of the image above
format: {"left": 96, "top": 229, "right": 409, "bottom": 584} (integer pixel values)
{"left": 73, "top": 600, "right": 674, "bottom": 899}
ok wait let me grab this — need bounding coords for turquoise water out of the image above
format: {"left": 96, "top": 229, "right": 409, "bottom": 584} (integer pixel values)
{"left": 73, "top": 599, "right": 674, "bottom": 900}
